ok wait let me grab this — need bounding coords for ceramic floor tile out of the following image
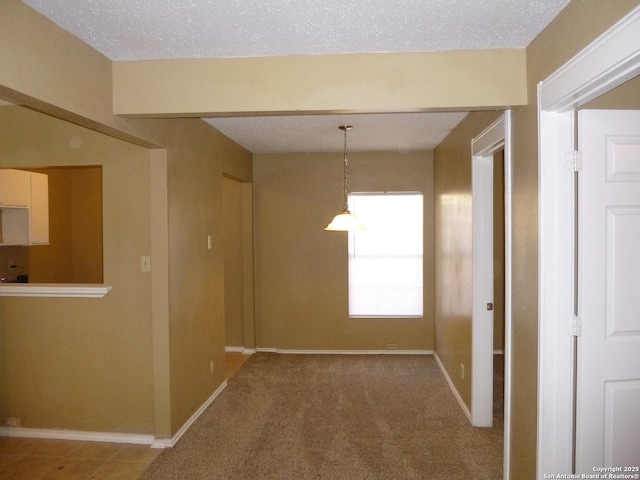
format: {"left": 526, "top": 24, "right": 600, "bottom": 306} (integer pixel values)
{"left": 66, "top": 441, "right": 122, "bottom": 461}
{"left": 89, "top": 460, "right": 150, "bottom": 480}
{"left": 43, "top": 458, "right": 105, "bottom": 479}
{"left": 12, "top": 438, "right": 78, "bottom": 457}
{"left": 109, "top": 444, "right": 161, "bottom": 464}
{"left": 0, "top": 353, "right": 251, "bottom": 479}
{"left": 0, "top": 437, "right": 25, "bottom": 454}
{"left": 0, "top": 454, "right": 60, "bottom": 479}
{"left": 0, "top": 454, "right": 19, "bottom": 470}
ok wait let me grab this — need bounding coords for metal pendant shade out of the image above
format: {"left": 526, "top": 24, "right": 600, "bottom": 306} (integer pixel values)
{"left": 325, "top": 125, "right": 364, "bottom": 231}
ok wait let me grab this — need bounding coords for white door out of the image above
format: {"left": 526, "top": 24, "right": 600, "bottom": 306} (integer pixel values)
{"left": 576, "top": 109, "right": 640, "bottom": 470}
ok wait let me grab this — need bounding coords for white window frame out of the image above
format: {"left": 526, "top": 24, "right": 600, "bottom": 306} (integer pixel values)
{"left": 347, "top": 192, "right": 424, "bottom": 318}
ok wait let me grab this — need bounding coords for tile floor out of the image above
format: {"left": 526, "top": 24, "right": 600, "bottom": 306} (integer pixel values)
{"left": 0, "top": 352, "right": 252, "bottom": 480}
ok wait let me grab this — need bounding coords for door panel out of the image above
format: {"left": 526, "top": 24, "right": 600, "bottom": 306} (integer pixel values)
{"left": 577, "top": 110, "right": 640, "bottom": 470}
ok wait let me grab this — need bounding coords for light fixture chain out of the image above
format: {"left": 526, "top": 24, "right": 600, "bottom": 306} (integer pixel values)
{"left": 343, "top": 126, "right": 349, "bottom": 212}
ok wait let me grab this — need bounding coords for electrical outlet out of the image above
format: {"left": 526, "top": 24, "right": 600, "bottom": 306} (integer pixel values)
{"left": 209, "top": 360, "right": 215, "bottom": 374}
{"left": 460, "top": 364, "right": 465, "bottom": 380}
{"left": 387, "top": 343, "right": 398, "bottom": 350}
{"left": 4, "top": 417, "right": 20, "bottom": 427}
{"left": 140, "top": 256, "right": 151, "bottom": 272}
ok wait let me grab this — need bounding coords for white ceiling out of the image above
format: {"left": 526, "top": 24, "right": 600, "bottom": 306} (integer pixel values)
{"left": 20, "top": 0, "right": 571, "bottom": 153}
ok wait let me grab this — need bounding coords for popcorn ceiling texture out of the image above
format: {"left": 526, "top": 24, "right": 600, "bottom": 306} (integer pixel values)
{"left": 204, "top": 112, "right": 469, "bottom": 154}
{"left": 22, "top": 0, "right": 571, "bottom": 61}
{"left": 19, "top": 0, "right": 569, "bottom": 153}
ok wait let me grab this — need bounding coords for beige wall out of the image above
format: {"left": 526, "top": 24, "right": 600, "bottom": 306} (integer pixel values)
{"left": 433, "top": 110, "right": 502, "bottom": 408}
{"left": 433, "top": 3, "right": 639, "bottom": 477}
{"left": 157, "top": 118, "right": 252, "bottom": 435}
{"left": 113, "top": 50, "right": 527, "bottom": 116}
{"left": 70, "top": 167, "right": 103, "bottom": 283}
{"left": 508, "top": 2, "right": 639, "bottom": 477}
{"left": 254, "top": 150, "right": 434, "bottom": 351}
{"left": 0, "top": 0, "right": 253, "bottom": 439}
{"left": 0, "top": 106, "right": 154, "bottom": 433}
{"left": 2, "top": 0, "right": 639, "bottom": 474}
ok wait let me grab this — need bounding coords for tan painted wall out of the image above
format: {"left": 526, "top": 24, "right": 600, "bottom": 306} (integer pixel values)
{"left": 0, "top": 0, "right": 253, "bottom": 439}
{"left": 70, "top": 167, "right": 103, "bottom": 283}
{"left": 434, "top": 3, "right": 639, "bottom": 476}
{"left": 508, "top": 2, "right": 639, "bottom": 477}
{"left": 113, "top": 50, "right": 527, "bottom": 116}
{"left": 159, "top": 119, "right": 251, "bottom": 435}
{"left": 583, "top": 74, "right": 640, "bottom": 109}
{"left": 0, "top": 106, "right": 154, "bottom": 433}
{"left": 0, "top": 2, "right": 114, "bottom": 129}
{"left": 254, "top": 150, "right": 434, "bottom": 351}
{"left": 433, "top": 110, "right": 502, "bottom": 409}
{"left": 2, "top": 0, "right": 638, "bottom": 472}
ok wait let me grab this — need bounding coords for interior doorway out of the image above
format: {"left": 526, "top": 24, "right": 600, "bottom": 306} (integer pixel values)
{"left": 492, "top": 149, "right": 506, "bottom": 430}
{"left": 223, "top": 175, "right": 255, "bottom": 353}
{"left": 471, "top": 112, "right": 513, "bottom": 478}
{"left": 537, "top": 6, "right": 640, "bottom": 474}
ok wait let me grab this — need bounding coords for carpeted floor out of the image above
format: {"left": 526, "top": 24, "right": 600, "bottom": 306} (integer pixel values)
{"left": 140, "top": 353, "right": 503, "bottom": 480}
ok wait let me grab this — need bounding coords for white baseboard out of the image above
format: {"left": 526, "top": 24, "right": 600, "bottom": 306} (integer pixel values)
{"left": 0, "top": 426, "right": 155, "bottom": 445}
{"left": 225, "top": 346, "right": 244, "bottom": 352}
{"left": 151, "top": 380, "right": 228, "bottom": 449}
{"left": 0, "top": 381, "right": 229, "bottom": 450}
{"left": 225, "top": 346, "right": 257, "bottom": 354}
{"left": 433, "top": 352, "right": 472, "bottom": 424}
{"left": 255, "top": 348, "right": 433, "bottom": 355}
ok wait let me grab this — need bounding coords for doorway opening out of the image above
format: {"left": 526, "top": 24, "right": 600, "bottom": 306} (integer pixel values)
{"left": 471, "top": 111, "right": 513, "bottom": 479}
{"left": 537, "top": 5, "right": 640, "bottom": 474}
{"left": 223, "top": 175, "right": 256, "bottom": 355}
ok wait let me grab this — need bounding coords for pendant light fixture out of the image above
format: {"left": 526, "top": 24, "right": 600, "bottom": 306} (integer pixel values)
{"left": 325, "top": 125, "right": 364, "bottom": 231}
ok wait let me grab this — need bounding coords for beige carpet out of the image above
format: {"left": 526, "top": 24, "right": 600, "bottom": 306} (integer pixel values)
{"left": 141, "top": 353, "right": 503, "bottom": 480}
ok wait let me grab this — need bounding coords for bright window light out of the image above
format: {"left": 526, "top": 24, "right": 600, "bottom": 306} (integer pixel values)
{"left": 348, "top": 193, "right": 423, "bottom": 317}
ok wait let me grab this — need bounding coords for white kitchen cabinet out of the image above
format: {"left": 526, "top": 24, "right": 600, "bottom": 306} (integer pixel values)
{"left": 0, "top": 169, "right": 30, "bottom": 207}
{"left": 0, "top": 169, "right": 49, "bottom": 246}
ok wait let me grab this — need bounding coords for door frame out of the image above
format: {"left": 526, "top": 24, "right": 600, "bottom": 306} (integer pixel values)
{"left": 471, "top": 111, "right": 513, "bottom": 478}
{"left": 537, "top": 6, "right": 640, "bottom": 475}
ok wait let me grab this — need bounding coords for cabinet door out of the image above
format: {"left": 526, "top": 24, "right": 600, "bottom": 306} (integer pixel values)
{"left": 29, "top": 172, "right": 49, "bottom": 245}
{"left": 0, "top": 169, "right": 30, "bottom": 207}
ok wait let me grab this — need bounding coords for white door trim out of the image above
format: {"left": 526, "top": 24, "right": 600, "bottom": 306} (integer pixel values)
{"left": 472, "top": 111, "right": 513, "bottom": 479}
{"left": 537, "top": 5, "right": 640, "bottom": 475}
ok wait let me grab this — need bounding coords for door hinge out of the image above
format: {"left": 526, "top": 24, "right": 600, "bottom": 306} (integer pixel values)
{"left": 569, "top": 315, "right": 582, "bottom": 337}
{"left": 565, "top": 150, "right": 582, "bottom": 172}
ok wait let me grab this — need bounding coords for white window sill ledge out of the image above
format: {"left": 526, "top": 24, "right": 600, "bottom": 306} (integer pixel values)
{"left": 0, "top": 284, "right": 111, "bottom": 298}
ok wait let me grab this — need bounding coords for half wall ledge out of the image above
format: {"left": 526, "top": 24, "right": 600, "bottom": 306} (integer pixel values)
{"left": 0, "top": 284, "right": 111, "bottom": 298}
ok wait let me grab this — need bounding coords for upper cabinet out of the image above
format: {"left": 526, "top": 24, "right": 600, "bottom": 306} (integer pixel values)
{"left": 0, "top": 169, "right": 49, "bottom": 246}
{"left": 0, "top": 168, "right": 31, "bottom": 207}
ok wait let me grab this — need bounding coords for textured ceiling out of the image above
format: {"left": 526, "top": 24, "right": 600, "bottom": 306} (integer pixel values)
{"left": 19, "top": 0, "right": 571, "bottom": 153}
{"left": 205, "top": 112, "right": 469, "bottom": 153}
{"left": 21, "top": 0, "right": 571, "bottom": 61}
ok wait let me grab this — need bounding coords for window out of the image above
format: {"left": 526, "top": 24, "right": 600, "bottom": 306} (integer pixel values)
{"left": 348, "top": 193, "right": 423, "bottom": 317}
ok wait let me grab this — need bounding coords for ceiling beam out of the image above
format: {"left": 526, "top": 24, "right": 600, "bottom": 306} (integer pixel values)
{"left": 113, "top": 50, "right": 527, "bottom": 117}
